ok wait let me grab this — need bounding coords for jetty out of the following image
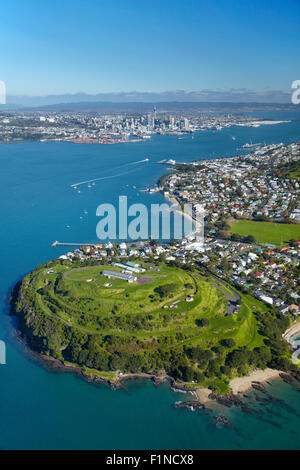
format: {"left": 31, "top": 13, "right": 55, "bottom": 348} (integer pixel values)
{"left": 51, "top": 241, "right": 96, "bottom": 248}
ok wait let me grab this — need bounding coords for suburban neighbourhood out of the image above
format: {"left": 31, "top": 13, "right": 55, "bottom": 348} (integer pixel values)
{"left": 57, "top": 140, "right": 300, "bottom": 321}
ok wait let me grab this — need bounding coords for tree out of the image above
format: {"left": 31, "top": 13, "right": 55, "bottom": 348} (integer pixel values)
{"left": 221, "top": 338, "right": 235, "bottom": 348}
{"left": 244, "top": 235, "right": 256, "bottom": 243}
{"left": 195, "top": 318, "right": 209, "bottom": 327}
{"left": 206, "top": 359, "right": 220, "bottom": 378}
{"left": 225, "top": 347, "right": 251, "bottom": 368}
{"left": 185, "top": 347, "right": 213, "bottom": 369}
{"left": 180, "top": 366, "right": 195, "bottom": 382}
{"left": 250, "top": 346, "right": 271, "bottom": 369}
{"left": 154, "top": 283, "right": 177, "bottom": 298}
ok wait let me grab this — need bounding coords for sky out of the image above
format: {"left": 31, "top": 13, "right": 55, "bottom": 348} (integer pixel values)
{"left": 0, "top": 0, "right": 299, "bottom": 97}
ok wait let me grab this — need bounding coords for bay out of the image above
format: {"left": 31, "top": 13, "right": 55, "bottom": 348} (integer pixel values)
{"left": 0, "top": 111, "right": 300, "bottom": 449}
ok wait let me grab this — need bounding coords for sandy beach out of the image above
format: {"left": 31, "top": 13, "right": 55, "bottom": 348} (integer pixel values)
{"left": 163, "top": 192, "right": 180, "bottom": 207}
{"left": 163, "top": 191, "right": 198, "bottom": 237}
{"left": 194, "top": 387, "right": 214, "bottom": 405}
{"left": 195, "top": 368, "right": 282, "bottom": 404}
{"left": 229, "top": 368, "right": 281, "bottom": 394}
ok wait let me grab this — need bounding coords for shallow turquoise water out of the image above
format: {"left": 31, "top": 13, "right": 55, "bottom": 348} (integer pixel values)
{"left": 0, "top": 111, "right": 300, "bottom": 449}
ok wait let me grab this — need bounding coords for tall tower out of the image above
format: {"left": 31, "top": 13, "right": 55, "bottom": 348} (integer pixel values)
{"left": 148, "top": 113, "right": 154, "bottom": 130}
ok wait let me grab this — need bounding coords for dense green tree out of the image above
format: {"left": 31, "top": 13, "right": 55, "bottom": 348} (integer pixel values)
{"left": 221, "top": 338, "right": 235, "bottom": 348}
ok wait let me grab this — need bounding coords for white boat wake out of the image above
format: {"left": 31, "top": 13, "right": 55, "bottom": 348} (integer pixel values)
{"left": 70, "top": 158, "right": 149, "bottom": 187}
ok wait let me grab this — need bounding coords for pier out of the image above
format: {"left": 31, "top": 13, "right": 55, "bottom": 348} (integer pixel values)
{"left": 51, "top": 241, "right": 97, "bottom": 248}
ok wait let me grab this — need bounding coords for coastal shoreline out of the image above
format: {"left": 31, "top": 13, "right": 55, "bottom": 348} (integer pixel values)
{"left": 11, "top": 332, "right": 176, "bottom": 390}
{"left": 228, "top": 368, "right": 281, "bottom": 394}
{"left": 282, "top": 322, "right": 300, "bottom": 342}
{"left": 163, "top": 191, "right": 197, "bottom": 236}
{"left": 194, "top": 369, "right": 282, "bottom": 406}
{"left": 9, "top": 238, "right": 300, "bottom": 413}
{"left": 29, "top": 346, "right": 284, "bottom": 404}
{"left": 11, "top": 317, "right": 300, "bottom": 414}
{"left": 25, "top": 341, "right": 285, "bottom": 406}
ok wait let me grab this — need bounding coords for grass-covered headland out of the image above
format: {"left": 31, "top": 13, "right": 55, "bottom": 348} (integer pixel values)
{"left": 10, "top": 258, "right": 295, "bottom": 393}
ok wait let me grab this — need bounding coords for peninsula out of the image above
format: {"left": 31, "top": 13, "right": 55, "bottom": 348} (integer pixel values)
{"left": 10, "top": 250, "right": 298, "bottom": 398}
{"left": 9, "top": 142, "right": 300, "bottom": 402}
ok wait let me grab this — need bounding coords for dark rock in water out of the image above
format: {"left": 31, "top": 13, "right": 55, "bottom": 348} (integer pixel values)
{"left": 256, "top": 395, "right": 273, "bottom": 404}
{"left": 174, "top": 400, "right": 203, "bottom": 411}
{"left": 255, "top": 395, "right": 265, "bottom": 402}
{"left": 279, "top": 373, "right": 300, "bottom": 391}
{"left": 258, "top": 416, "right": 282, "bottom": 429}
{"left": 263, "top": 408, "right": 282, "bottom": 418}
{"left": 290, "top": 370, "right": 300, "bottom": 382}
{"left": 261, "top": 395, "right": 300, "bottom": 418}
{"left": 153, "top": 374, "right": 172, "bottom": 386}
{"left": 241, "top": 405, "right": 253, "bottom": 414}
{"left": 209, "top": 392, "right": 242, "bottom": 407}
{"left": 214, "top": 415, "right": 234, "bottom": 428}
{"left": 251, "top": 382, "right": 267, "bottom": 393}
{"left": 267, "top": 395, "right": 281, "bottom": 403}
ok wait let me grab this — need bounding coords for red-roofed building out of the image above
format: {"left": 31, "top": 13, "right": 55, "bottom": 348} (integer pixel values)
{"left": 251, "top": 272, "right": 264, "bottom": 278}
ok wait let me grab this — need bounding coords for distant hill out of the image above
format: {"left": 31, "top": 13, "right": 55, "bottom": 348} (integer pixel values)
{"left": 14, "top": 100, "right": 300, "bottom": 113}
{"left": 4, "top": 88, "right": 300, "bottom": 110}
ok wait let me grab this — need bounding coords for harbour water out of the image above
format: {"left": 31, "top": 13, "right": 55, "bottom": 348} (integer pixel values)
{"left": 0, "top": 111, "right": 300, "bottom": 449}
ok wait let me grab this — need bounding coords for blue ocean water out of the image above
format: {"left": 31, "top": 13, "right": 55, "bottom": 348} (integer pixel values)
{"left": 0, "top": 111, "right": 300, "bottom": 450}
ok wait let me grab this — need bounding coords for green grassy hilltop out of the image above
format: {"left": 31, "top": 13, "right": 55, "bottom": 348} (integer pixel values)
{"left": 11, "top": 259, "right": 291, "bottom": 392}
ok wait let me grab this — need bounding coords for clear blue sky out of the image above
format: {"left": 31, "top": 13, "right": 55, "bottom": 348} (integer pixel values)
{"left": 1, "top": 0, "right": 299, "bottom": 95}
